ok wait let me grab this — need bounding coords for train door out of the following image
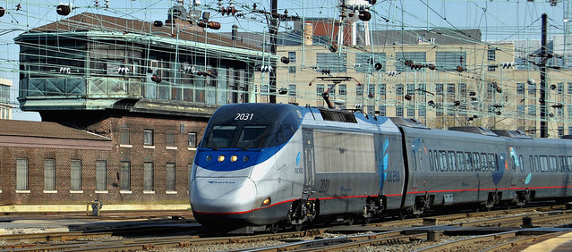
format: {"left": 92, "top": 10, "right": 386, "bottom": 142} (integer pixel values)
{"left": 303, "top": 129, "right": 315, "bottom": 193}
{"left": 408, "top": 137, "right": 420, "bottom": 190}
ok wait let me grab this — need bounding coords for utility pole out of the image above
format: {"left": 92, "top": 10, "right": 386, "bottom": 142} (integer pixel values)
{"left": 540, "top": 13, "right": 548, "bottom": 138}
{"left": 269, "top": 0, "right": 278, "bottom": 103}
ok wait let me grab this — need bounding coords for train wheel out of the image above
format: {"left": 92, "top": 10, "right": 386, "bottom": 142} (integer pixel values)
{"left": 345, "top": 217, "right": 354, "bottom": 226}
{"left": 268, "top": 223, "right": 279, "bottom": 234}
{"left": 294, "top": 224, "right": 302, "bottom": 231}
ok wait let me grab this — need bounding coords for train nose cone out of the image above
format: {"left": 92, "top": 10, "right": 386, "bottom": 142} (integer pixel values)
{"left": 191, "top": 178, "right": 257, "bottom": 213}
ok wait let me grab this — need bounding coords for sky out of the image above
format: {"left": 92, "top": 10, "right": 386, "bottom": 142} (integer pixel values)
{"left": 0, "top": 0, "right": 568, "bottom": 121}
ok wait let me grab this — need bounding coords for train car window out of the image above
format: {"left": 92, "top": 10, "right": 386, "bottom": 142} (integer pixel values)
{"left": 439, "top": 151, "right": 448, "bottom": 171}
{"left": 481, "top": 153, "right": 488, "bottom": 172}
{"left": 549, "top": 156, "right": 557, "bottom": 172}
{"left": 465, "top": 152, "right": 473, "bottom": 171}
{"left": 534, "top": 156, "right": 540, "bottom": 172}
{"left": 429, "top": 150, "right": 435, "bottom": 171}
{"left": 456, "top": 152, "right": 464, "bottom": 171}
{"left": 489, "top": 154, "right": 497, "bottom": 172}
{"left": 539, "top": 156, "right": 548, "bottom": 172}
{"left": 411, "top": 151, "right": 417, "bottom": 171}
{"left": 473, "top": 153, "right": 480, "bottom": 171}
{"left": 567, "top": 157, "right": 572, "bottom": 172}
{"left": 236, "top": 126, "right": 268, "bottom": 149}
{"left": 276, "top": 124, "right": 295, "bottom": 145}
{"left": 418, "top": 150, "right": 424, "bottom": 171}
{"left": 511, "top": 155, "right": 516, "bottom": 171}
{"left": 519, "top": 155, "right": 524, "bottom": 172}
{"left": 448, "top": 151, "right": 457, "bottom": 171}
{"left": 558, "top": 156, "right": 566, "bottom": 172}
{"left": 529, "top": 156, "right": 535, "bottom": 172}
{"left": 205, "top": 125, "right": 237, "bottom": 148}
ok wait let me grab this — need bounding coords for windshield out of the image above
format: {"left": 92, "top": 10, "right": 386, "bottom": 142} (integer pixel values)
{"left": 204, "top": 125, "right": 268, "bottom": 149}
{"left": 206, "top": 125, "right": 237, "bottom": 149}
{"left": 236, "top": 126, "right": 267, "bottom": 149}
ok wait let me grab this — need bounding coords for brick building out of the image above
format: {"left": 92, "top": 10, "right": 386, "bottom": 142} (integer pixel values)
{"left": 6, "top": 5, "right": 268, "bottom": 212}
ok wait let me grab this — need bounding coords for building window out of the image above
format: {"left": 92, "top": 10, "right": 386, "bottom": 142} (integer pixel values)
{"left": 487, "top": 49, "right": 496, "bottom": 61}
{"left": 339, "top": 84, "right": 347, "bottom": 96}
{"left": 166, "top": 163, "right": 176, "bottom": 192}
{"left": 418, "top": 105, "right": 426, "bottom": 117}
{"left": 559, "top": 126, "right": 564, "bottom": 138}
{"left": 488, "top": 65, "right": 496, "bottom": 71}
{"left": 327, "top": 84, "right": 335, "bottom": 97}
{"left": 316, "top": 53, "right": 347, "bottom": 73}
{"left": 288, "top": 66, "right": 296, "bottom": 73}
{"left": 144, "top": 129, "right": 154, "bottom": 146}
{"left": 379, "top": 84, "right": 386, "bottom": 96}
{"left": 396, "top": 105, "right": 403, "bottom": 117}
{"left": 188, "top": 132, "right": 197, "bottom": 148}
{"left": 316, "top": 84, "right": 324, "bottom": 96}
{"left": 558, "top": 82, "right": 564, "bottom": 94}
{"left": 435, "top": 51, "right": 466, "bottom": 71}
{"left": 447, "top": 83, "right": 455, "bottom": 95}
{"left": 166, "top": 132, "right": 176, "bottom": 147}
{"left": 71, "top": 160, "right": 82, "bottom": 191}
{"left": 435, "top": 83, "right": 443, "bottom": 95}
{"left": 528, "top": 83, "right": 536, "bottom": 95}
{"left": 458, "top": 83, "right": 466, "bottom": 94}
{"left": 96, "top": 160, "right": 107, "bottom": 192}
{"left": 44, "top": 159, "right": 56, "bottom": 192}
{"left": 517, "top": 105, "right": 525, "bottom": 115}
{"left": 120, "top": 128, "right": 130, "bottom": 145}
{"left": 120, "top": 161, "right": 131, "bottom": 192}
{"left": 144, "top": 162, "right": 154, "bottom": 192}
{"left": 356, "top": 84, "right": 364, "bottom": 97}
{"left": 396, "top": 52, "right": 426, "bottom": 72}
{"left": 16, "top": 158, "right": 28, "bottom": 191}
{"left": 406, "top": 84, "right": 414, "bottom": 97}
{"left": 568, "top": 82, "right": 572, "bottom": 94}
{"left": 368, "top": 84, "right": 375, "bottom": 98}
{"left": 407, "top": 106, "right": 415, "bottom": 117}
{"left": 517, "top": 83, "right": 525, "bottom": 94}
{"left": 396, "top": 84, "right": 404, "bottom": 96}
{"left": 528, "top": 105, "right": 536, "bottom": 116}
{"left": 288, "top": 51, "right": 296, "bottom": 63}
{"left": 355, "top": 52, "right": 386, "bottom": 73}
{"left": 378, "top": 105, "right": 386, "bottom": 116}
{"left": 288, "top": 84, "right": 296, "bottom": 97}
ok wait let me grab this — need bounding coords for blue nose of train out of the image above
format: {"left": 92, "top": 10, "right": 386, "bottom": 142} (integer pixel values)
{"left": 190, "top": 177, "right": 257, "bottom": 214}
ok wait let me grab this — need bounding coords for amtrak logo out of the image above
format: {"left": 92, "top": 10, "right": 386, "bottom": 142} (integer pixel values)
{"left": 207, "top": 181, "right": 235, "bottom": 184}
{"left": 340, "top": 187, "right": 352, "bottom": 192}
{"left": 296, "top": 152, "right": 301, "bottom": 166}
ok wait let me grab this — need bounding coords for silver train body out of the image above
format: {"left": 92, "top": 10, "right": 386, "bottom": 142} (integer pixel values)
{"left": 190, "top": 103, "right": 572, "bottom": 233}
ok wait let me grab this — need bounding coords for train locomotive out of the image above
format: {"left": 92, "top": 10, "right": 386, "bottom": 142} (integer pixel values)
{"left": 189, "top": 103, "right": 572, "bottom": 233}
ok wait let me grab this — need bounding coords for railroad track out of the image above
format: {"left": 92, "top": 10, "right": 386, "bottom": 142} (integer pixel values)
{"left": 1, "top": 204, "right": 571, "bottom": 251}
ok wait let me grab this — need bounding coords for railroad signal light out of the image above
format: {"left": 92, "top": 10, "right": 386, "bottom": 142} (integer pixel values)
{"left": 0, "top": 7, "right": 5, "bottom": 17}
{"left": 280, "top": 56, "right": 290, "bottom": 64}
{"left": 374, "top": 62, "right": 382, "bottom": 71}
{"left": 153, "top": 20, "right": 164, "bottom": 27}
{"left": 151, "top": 74, "right": 161, "bottom": 83}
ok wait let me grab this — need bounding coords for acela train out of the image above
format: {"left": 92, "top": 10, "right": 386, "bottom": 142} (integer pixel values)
{"left": 189, "top": 103, "right": 572, "bottom": 233}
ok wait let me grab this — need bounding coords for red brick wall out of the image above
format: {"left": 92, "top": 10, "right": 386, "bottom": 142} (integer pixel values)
{"left": 0, "top": 115, "right": 209, "bottom": 207}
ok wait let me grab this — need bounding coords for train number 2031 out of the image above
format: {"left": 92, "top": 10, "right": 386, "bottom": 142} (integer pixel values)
{"left": 235, "top": 113, "right": 254, "bottom": 121}
{"left": 386, "top": 170, "right": 400, "bottom": 182}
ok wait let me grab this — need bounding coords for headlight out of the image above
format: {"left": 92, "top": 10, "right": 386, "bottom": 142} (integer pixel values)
{"left": 262, "top": 197, "right": 271, "bottom": 206}
{"left": 218, "top": 155, "right": 225, "bottom": 162}
{"left": 231, "top": 155, "right": 238, "bottom": 162}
